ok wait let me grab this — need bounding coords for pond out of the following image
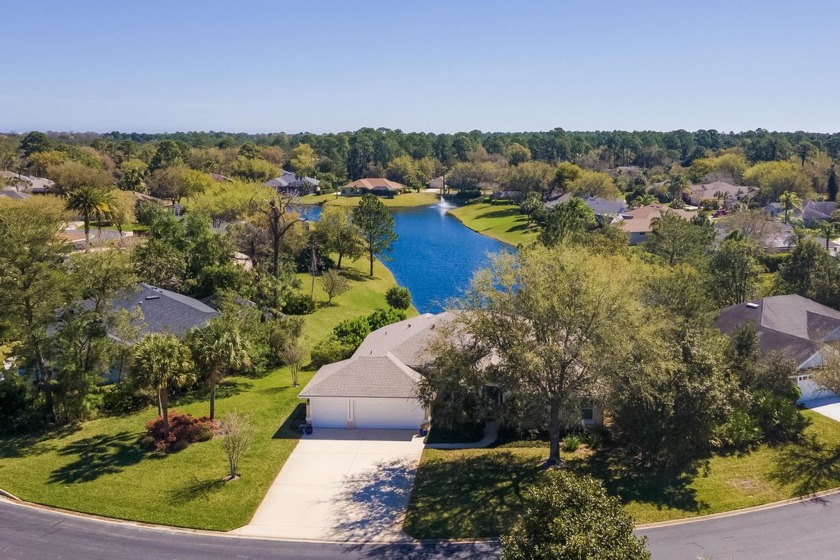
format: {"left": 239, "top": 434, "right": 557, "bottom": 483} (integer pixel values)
{"left": 299, "top": 199, "right": 508, "bottom": 313}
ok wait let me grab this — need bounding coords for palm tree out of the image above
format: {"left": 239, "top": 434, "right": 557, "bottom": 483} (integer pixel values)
{"left": 65, "top": 186, "right": 112, "bottom": 244}
{"left": 188, "top": 320, "right": 250, "bottom": 420}
{"left": 779, "top": 191, "right": 803, "bottom": 224}
{"left": 132, "top": 333, "right": 193, "bottom": 437}
{"left": 817, "top": 221, "right": 838, "bottom": 251}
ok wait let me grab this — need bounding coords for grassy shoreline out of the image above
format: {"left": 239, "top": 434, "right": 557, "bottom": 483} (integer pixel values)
{"left": 446, "top": 202, "right": 538, "bottom": 247}
{"left": 297, "top": 191, "right": 439, "bottom": 208}
{"left": 0, "top": 257, "right": 407, "bottom": 531}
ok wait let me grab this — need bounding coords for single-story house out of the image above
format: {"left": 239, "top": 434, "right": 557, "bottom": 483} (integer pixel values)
{"left": 429, "top": 176, "right": 445, "bottom": 190}
{"left": 714, "top": 294, "right": 840, "bottom": 402}
{"left": 546, "top": 194, "right": 628, "bottom": 224}
{"left": 765, "top": 200, "right": 837, "bottom": 227}
{"left": 299, "top": 313, "right": 452, "bottom": 429}
{"left": 686, "top": 181, "right": 754, "bottom": 208}
{"left": 102, "top": 283, "right": 219, "bottom": 341}
{"left": 340, "top": 178, "right": 404, "bottom": 198}
{"left": 0, "top": 187, "right": 31, "bottom": 201}
{"left": 265, "top": 170, "right": 320, "bottom": 195}
{"left": 618, "top": 205, "right": 697, "bottom": 245}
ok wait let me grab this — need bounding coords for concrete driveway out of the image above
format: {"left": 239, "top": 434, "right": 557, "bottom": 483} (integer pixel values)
{"left": 234, "top": 429, "right": 425, "bottom": 542}
{"left": 805, "top": 396, "right": 840, "bottom": 422}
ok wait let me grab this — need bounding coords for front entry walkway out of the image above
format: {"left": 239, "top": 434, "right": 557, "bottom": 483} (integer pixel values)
{"left": 234, "top": 429, "right": 425, "bottom": 542}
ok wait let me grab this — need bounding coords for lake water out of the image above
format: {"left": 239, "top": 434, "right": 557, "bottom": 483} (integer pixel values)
{"left": 299, "top": 200, "right": 508, "bottom": 313}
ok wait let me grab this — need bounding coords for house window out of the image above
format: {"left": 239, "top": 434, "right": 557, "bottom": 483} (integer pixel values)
{"left": 581, "top": 402, "right": 594, "bottom": 421}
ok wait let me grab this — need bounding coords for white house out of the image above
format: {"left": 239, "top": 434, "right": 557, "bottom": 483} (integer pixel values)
{"left": 299, "top": 313, "right": 454, "bottom": 430}
{"left": 714, "top": 295, "right": 840, "bottom": 402}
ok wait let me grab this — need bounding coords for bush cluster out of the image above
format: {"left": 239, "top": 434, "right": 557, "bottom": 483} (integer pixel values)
{"left": 141, "top": 411, "right": 216, "bottom": 453}
{"left": 282, "top": 293, "right": 316, "bottom": 315}
{"left": 310, "top": 308, "right": 406, "bottom": 367}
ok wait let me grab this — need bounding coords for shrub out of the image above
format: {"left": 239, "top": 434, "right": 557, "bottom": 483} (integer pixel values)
{"left": 366, "top": 307, "right": 406, "bottom": 330}
{"left": 561, "top": 434, "right": 582, "bottom": 452}
{"left": 310, "top": 335, "right": 354, "bottom": 367}
{"left": 386, "top": 286, "right": 412, "bottom": 310}
{"left": 143, "top": 411, "right": 216, "bottom": 453}
{"left": 751, "top": 390, "right": 810, "bottom": 442}
{"left": 333, "top": 316, "right": 371, "bottom": 348}
{"left": 282, "top": 293, "right": 316, "bottom": 315}
{"left": 135, "top": 200, "right": 166, "bottom": 226}
{"left": 0, "top": 375, "right": 45, "bottom": 435}
{"left": 583, "top": 429, "right": 605, "bottom": 449}
{"left": 101, "top": 381, "right": 154, "bottom": 415}
{"left": 715, "top": 409, "right": 763, "bottom": 450}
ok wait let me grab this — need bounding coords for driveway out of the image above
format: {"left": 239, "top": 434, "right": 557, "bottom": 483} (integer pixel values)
{"left": 804, "top": 396, "right": 840, "bottom": 422}
{"left": 235, "top": 429, "right": 425, "bottom": 542}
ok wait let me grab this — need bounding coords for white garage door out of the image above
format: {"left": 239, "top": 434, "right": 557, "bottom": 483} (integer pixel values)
{"left": 797, "top": 374, "right": 834, "bottom": 403}
{"left": 310, "top": 398, "right": 348, "bottom": 428}
{"left": 352, "top": 398, "right": 426, "bottom": 430}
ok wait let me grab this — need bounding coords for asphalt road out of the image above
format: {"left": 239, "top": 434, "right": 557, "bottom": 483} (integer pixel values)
{"left": 4, "top": 492, "right": 840, "bottom": 559}
{"left": 640, "top": 491, "right": 840, "bottom": 559}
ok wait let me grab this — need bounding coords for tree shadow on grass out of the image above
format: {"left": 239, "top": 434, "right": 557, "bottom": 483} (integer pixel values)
{"left": 770, "top": 435, "right": 840, "bottom": 496}
{"left": 169, "top": 475, "right": 227, "bottom": 504}
{"left": 477, "top": 208, "right": 521, "bottom": 220}
{"left": 174, "top": 379, "right": 254, "bottom": 406}
{"left": 271, "top": 403, "right": 306, "bottom": 440}
{"left": 336, "top": 269, "right": 370, "bottom": 282}
{"left": 403, "top": 451, "right": 543, "bottom": 539}
{"left": 47, "top": 431, "right": 153, "bottom": 484}
{"left": 0, "top": 424, "right": 81, "bottom": 459}
{"left": 570, "top": 447, "right": 707, "bottom": 515}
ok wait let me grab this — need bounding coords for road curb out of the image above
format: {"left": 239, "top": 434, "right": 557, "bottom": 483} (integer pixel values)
{"left": 0, "top": 487, "right": 20, "bottom": 501}
{"left": 636, "top": 487, "right": 840, "bottom": 530}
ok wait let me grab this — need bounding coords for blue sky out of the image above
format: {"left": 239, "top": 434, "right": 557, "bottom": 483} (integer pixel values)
{"left": 1, "top": 1, "right": 838, "bottom": 134}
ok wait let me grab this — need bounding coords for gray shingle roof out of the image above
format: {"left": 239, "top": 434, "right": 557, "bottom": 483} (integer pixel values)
{"left": 299, "top": 354, "right": 421, "bottom": 398}
{"left": 106, "top": 283, "right": 218, "bottom": 339}
{"left": 300, "top": 312, "right": 458, "bottom": 399}
{"left": 714, "top": 295, "right": 840, "bottom": 366}
{"left": 545, "top": 194, "right": 627, "bottom": 215}
{"left": 265, "top": 170, "right": 319, "bottom": 189}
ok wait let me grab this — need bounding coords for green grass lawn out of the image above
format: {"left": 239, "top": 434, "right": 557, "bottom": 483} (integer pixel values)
{"left": 404, "top": 411, "right": 840, "bottom": 539}
{"left": 297, "top": 191, "right": 439, "bottom": 208}
{"left": 0, "top": 256, "right": 407, "bottom": 531}
{"left": 447, "top": 202, "right": 539, "bottom": 247}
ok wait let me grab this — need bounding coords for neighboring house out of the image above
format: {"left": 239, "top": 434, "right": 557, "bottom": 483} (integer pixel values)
{"left": 265, "top": 170, "right": 320, "bottom": 195}
{"left": 340, "top": 178, "right": 404, "bottom": 198}
{"left": 686, "top": 181, "right": 754, "bottom": 208}
{"left": 0, "top": 171, "right": 55, "bottom": 194}
{"left": 618, "top": 205, "right": 697, "bottom": 245}
{"left": 102, "top": 283, "right": 219, "bottom": 340}
{"left": 545, "top": 193, "right": 628, "bottom": 224}
{"left": 813, "top": 235, "right": 840, "bottom": 258}
{"left": 765, "top": 201, "right": 837, "bottom": 227}
{"left": 299, "top": 313, "right": 453, "bottom": 429}
{"left": 429, "top": 176, "right": 445, "bottom": 190}
{"left": 0, "top": 187, "right": 31, "bottom": 201}
{"left": 714, "top": 295, "right": 840, "bottom": 402}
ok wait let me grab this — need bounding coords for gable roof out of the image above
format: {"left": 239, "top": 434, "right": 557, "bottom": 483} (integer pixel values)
{"left": 105, "top": 283, "right": 218, "bottom": 339}
{"left": 714, "top": 295, "right": 840, "bottom": 367}
{"left": 299, "top": 353, "right": 421, "bottom": 398}
{"left": 300, "top": 312, "right": 457, "bottom": 399}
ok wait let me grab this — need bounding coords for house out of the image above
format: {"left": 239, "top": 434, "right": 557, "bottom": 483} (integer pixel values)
{"left": 102, "top": 283, "right": 219, "bottom": 340}
{"left": 265, "top": 170, "right": 320, "bottom": 195}
{"left": 0, "top": 171, "right": 55, "bottom": 195}
{"left": 765, "top": 200, "right": 837, "bottom": 227}
{"left": 686, "top": 181, "right": 754, "bottom": 208}
{"left": 0, "top": 187, "right": 31, "bottom": 201}
{"left": 618, "top": 205, "right": 697, "bottom": 245}
{"left": 714, "top": 295, "right": 840, "bottom": 402}
{"left": 429, "top": 176, "right": 445, "bottom": 190}
{"left": 299, "top": 313, "right": 452, "bottom": 429}
{"left": 546, "top": 193, "right": 628, "bottom": 224}
{"left": 340, "top": 178, "right": 404, "bottom": 198}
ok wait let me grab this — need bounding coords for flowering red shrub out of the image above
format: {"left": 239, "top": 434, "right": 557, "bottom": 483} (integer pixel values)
{"left": 142, "top": 411, "right": 217, "bottom": 453}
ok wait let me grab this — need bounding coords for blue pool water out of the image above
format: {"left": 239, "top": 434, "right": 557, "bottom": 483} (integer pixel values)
{"left": 299, "top": 201, "right": 508, "bottom": 313}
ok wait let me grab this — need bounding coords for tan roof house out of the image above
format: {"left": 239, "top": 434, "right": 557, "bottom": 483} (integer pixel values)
{"left": 341, "top": 178, "right": 405, "bottom": 198}
{"left": 686, "top": 181, "right": 755, "bottom": 207}
{"left": 619, "top": 205, "right": 697, "bottom": 245}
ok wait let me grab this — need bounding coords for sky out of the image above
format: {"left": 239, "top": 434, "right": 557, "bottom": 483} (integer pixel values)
{"left": 1, "top": 0, "right": 839, "bottom": 134}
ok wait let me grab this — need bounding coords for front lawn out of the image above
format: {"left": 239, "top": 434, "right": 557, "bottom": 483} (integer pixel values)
{"left": 404, "top": 411, "right": 840, "bottom": 539}
{"left": 447, "top": 202, "right": 539, "bottom": 247}
{"left": 0, "top": 256, "right": 407, "bottom": 531}
{"left": 297, "top": 191, "right": 439, "bottom": 208}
